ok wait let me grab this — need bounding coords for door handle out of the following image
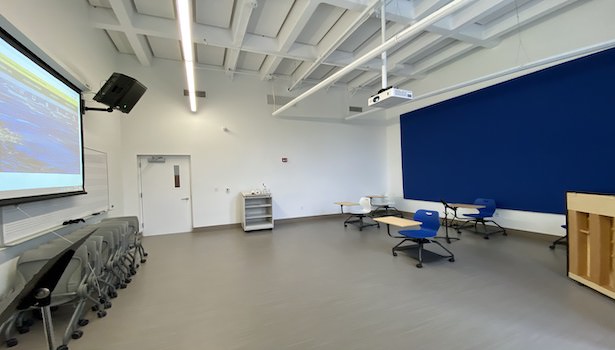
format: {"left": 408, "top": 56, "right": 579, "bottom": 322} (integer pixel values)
{"left": 181, "top": 197, "right": 190, "bottom": 200}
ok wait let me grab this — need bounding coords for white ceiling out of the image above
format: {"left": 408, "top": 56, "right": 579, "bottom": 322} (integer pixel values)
{"left": 86, "top": 0, "right": 582, "bottom": 93}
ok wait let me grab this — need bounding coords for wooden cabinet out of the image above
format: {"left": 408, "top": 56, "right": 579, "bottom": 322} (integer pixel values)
{"left": 241, "top": 193, "right": 273, "bottom": 232}
{"left": 567, "top": 192, "right": 615, "bottom": 300}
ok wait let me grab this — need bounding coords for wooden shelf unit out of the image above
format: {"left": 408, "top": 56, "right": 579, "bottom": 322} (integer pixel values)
{"left": 241, "top": 193, "right": 273, "bottom": 232}
{"left": 567, "top": 192, "right": 615, "bottom": 300}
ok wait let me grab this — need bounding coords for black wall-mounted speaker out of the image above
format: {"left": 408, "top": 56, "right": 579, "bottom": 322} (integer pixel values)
{"left": 93, "top": 72, "right": 147, "bottom": 113}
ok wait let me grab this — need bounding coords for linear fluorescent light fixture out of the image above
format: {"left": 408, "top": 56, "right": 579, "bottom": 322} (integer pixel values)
{"left": 176, "top": 0, "right": 196, "bottom": 112}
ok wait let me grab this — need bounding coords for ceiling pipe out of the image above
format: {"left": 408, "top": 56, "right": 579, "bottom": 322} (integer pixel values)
{"left": 272, "top": 0, "right": 477, "bottom": 117}
{"left": 344, "top": 38, "right": 615, "bottom": 121}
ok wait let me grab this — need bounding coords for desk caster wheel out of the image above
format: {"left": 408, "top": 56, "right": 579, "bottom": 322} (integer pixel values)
{"left": 449, "top": 257, "right": 455, "bottom": 262}
{"left": 416, "top": 263, "right": 423, "bottom": 268}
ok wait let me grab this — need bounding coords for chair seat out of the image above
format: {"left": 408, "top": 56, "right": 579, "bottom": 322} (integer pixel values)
{"left": 349, "top": 208, "right": 371, "bottom": 215}
{"left": 398, "top": 229, "right": 436, "bottom": 239}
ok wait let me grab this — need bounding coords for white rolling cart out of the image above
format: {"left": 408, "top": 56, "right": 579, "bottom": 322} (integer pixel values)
{"left": 241, "top": 192, "right": 273, "bottom": 231}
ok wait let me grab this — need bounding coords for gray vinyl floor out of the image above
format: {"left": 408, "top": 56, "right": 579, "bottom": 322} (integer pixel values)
{"left": 4, "top": 216, "right": 615, "bottom": 350}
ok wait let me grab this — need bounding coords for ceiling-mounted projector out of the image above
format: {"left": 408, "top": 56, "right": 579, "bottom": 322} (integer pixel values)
{"left": 368, "top": 87, "right": 413, "bottom": 108}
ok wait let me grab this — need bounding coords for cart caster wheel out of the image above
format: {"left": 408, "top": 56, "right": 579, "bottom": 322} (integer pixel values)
{"left": 483, "top": 236, "right": 489, "bottom": 240}
{"left": 71, "top": 330, "right": 83, "bottom": 339}
{"left": 17, "top": 326, "right": 30, "bottom": 334}
{"left": 104, "top": 301, "right": 112, "bottom": 309}
{"left": 78, "top": 319, "right": 89, "bottom": 327}
{"left": 97, "top": 310, "right": 107, "bottom": 318}
{"left": 6, "top": 338, "right": 18, "bottom": 347}
{"left": 416, "top": 263, "right": 423, "bottom": 268}
{"left": 449, "top": 257, "right": 455, "bottom": 262}
{"left": 57, "top": 345, "right": 68, "bottom": 350}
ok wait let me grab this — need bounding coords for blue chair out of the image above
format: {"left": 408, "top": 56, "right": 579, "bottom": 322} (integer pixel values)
{"left": 457, "top": 198, "right": 506, "bottom": 239}
{"left": 392, "top": 210, "right": 455, "bottom": 268}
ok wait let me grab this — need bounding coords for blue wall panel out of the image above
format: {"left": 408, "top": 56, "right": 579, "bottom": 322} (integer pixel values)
{"left": 401, "top": 47, "right": 615, "bottom": 214}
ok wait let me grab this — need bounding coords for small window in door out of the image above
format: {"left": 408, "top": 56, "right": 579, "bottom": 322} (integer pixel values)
{"left": 174, "top": 165, "right": 180, "bottom": 188}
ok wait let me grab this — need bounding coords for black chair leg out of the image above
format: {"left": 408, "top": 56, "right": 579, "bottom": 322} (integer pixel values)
{"left": 431, "top": 239, "right": 455, "bottom": 262}
{"left": 416, "top": 242, "right": 423, "bottom": 268}
{"left": 549, "top": 235, "right": 567, "bottom": 249}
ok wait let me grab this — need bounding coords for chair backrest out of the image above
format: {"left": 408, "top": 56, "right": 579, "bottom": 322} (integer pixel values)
{"left": 474, "top": 198, "right": 496, "bottom": 216}
{"left": 358, "top": 197, "right": 372, "bottom": 211}
{"left": 414, "top": 209, "right": 440, "bottom": 233}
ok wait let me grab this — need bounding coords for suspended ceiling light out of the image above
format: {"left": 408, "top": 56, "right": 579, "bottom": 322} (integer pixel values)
{"left": 176, "top": 0, "right": 197, "bottom": 112}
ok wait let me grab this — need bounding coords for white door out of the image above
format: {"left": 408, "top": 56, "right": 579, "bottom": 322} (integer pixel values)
{"left": 138, "top": 155, "right": 193, "bottom": 236}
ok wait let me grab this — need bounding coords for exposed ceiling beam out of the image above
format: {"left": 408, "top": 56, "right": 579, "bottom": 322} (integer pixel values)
{"left": 348, "top": 31, "right": 445, "bottom": 89}
{"left": 225, "top": 0, "right": 257, "bottom": 79}
{"left": 428, "top": 0, "right": 509, "bottom": 46}
{"left": 107, "top": 0, "right": 152, "bottom": 66}
{"left": 288, "top": 0, "right": 381, "bottom": 91}
{"left": 272, "top": 0, "right": 478, "bottom": 116}
{"left": 260, "top": 0, "right": 319, "bottom": 80}
{"left": 481, "top": 0, "right": 580, "bottom": 40}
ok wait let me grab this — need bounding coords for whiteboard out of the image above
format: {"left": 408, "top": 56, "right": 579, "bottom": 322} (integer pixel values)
{"left": 0, "top": 148, "right": 109, "bottom": 246}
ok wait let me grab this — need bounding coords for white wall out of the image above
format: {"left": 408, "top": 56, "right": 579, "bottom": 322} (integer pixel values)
{"left": 384, "top": 0, "right": 615, "bottom": 235}
{"left": 0, "top": 0, "right": 120, "bottom": 294}
{"left": 116, "top": 57, "right": 387, "bottom": 228}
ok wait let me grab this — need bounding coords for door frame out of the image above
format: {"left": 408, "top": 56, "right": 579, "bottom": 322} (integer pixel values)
{"left": 136, "top": 154, "right": 194, "bottom": 234}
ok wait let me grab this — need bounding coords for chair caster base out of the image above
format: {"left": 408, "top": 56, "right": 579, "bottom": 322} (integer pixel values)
{"left": 416, "top": 263, "right": 423, "bottom": 268}
{"left": 6, "top": 338, "right": 18, "bottom": 347}
{"left": 483, "top": 236, "right": 489, "bottom": 239}
{"left": 449, "top": 257, "right": 455, "bottom": 262}
{"left": 17, "top": 326, "right": 30, "bottom": 334}
{"left": 549, "top": 245, "right": 555, "bottom": 249}
{"left": 71, "top": 330, "right": 84, "bottom": 339}
{"left": 392, "top": 252, "right": 397, "bottom": 256}
{"left": 97, "top": 310, "right": 107, "bottom": 318}
{"left": 78, "top": 319, "right": 89, "bottom": 327}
